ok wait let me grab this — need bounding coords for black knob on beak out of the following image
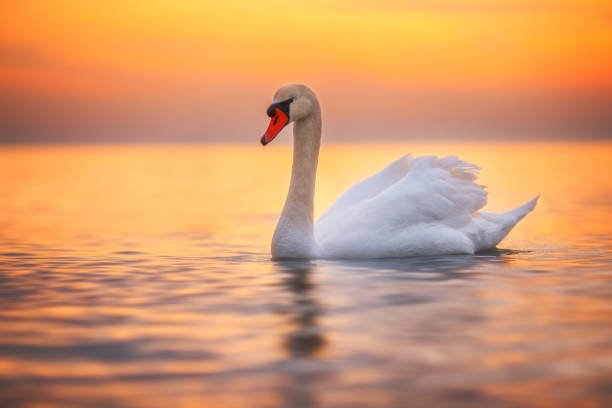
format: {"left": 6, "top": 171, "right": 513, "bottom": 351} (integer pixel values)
{"left": 266, "top": 97, "right": 294, "bottom": 118}
{"left": 267, "top": 104, "right": 276, "bottom": 118}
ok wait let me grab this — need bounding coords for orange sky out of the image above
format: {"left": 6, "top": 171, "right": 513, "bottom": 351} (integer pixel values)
{"left": 1, "top": 0, "right": 611, "bottom": 142}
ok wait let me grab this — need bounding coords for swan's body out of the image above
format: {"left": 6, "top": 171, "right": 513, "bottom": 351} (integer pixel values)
{"left": 261, "top": 84, "right": 538, "bottom": 259}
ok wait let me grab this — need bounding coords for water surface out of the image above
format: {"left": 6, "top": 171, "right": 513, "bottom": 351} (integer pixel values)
{"left": 1, "top": 142, "right": 612, "bottom": 407}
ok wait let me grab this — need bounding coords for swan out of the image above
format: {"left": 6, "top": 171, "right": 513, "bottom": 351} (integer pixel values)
{"left": 260, "top": 84, "right": 538, "bottom": 259}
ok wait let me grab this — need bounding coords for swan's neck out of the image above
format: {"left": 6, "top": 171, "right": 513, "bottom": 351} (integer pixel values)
{"left": 272, "top": 111, "right": 321, "bottom": 259}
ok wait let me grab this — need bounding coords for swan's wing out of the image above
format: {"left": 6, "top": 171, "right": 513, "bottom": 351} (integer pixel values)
{"left": 317, "top": 154, "right": 413, "bottom": 225}
{"left": 315, "top": 156, "right": 488, "bottom": 256}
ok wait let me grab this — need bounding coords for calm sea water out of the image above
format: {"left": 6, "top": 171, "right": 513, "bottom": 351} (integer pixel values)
{"left": 1, "top": 142, "right": 612, "bottom": 407}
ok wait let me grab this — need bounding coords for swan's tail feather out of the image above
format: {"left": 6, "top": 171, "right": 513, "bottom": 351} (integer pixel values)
{"left": 501, "top": 195, "right": 540, "bottom": 225}
{"left": 464, "top": 195, "right": 539, "bottom": 252}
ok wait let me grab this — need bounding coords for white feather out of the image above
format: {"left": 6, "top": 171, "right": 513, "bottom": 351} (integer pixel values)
{"left": 315, "top": 155, "right": 538, "bottom": 258}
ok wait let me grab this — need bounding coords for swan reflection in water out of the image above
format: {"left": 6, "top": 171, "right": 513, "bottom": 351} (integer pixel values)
{"left": 274, "top": 260, "right": 328, "bottom": 408}
{"left": 271, "top": 250, "right": 522, "bottom": 407}
{"left": 277, "top": 260, "right": 327, "bottom": 357}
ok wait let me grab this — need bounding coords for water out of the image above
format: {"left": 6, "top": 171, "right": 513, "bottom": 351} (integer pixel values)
{"left": 1, "top": 142, "right": 612, "bottom": 407}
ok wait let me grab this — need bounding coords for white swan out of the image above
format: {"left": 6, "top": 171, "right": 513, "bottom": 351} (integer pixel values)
{"left": 260, "top": 84, "right": 538, "bottom": 259}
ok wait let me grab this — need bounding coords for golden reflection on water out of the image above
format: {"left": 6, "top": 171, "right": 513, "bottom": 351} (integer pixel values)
{"left": 1, "top": 142, "right": 612, "bottom": 407}
{"left": 2, "top": 142, "right": 611, "bottom": 249}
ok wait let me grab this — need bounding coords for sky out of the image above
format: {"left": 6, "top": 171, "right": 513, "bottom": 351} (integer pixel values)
{"left": 0, "top": 0, "right": 611, "bottom": 143}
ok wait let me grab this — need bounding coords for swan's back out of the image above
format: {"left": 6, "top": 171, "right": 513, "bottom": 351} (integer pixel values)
{"left": 315, "top": 155, "right": 537, "bottom": 258}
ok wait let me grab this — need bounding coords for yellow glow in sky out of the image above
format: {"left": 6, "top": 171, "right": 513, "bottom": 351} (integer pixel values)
{"left": 2, "top": 0, "right": 611, "bottom": 93}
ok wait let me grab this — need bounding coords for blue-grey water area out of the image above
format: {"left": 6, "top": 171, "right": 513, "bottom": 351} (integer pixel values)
{"left": 1, "top": 142, "right": 611, "bottom": 407}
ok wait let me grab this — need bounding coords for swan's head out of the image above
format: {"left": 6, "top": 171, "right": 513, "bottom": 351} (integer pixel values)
{"left": 261, "top": 84, "right": 317, "bottom": 146}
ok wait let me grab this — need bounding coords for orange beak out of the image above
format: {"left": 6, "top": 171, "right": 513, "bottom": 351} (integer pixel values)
{"left": 260, "top": 97, "right": 293, "bottom": 146}
{"left": 261, "top": 108, "right": 289, "bottom": 146}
